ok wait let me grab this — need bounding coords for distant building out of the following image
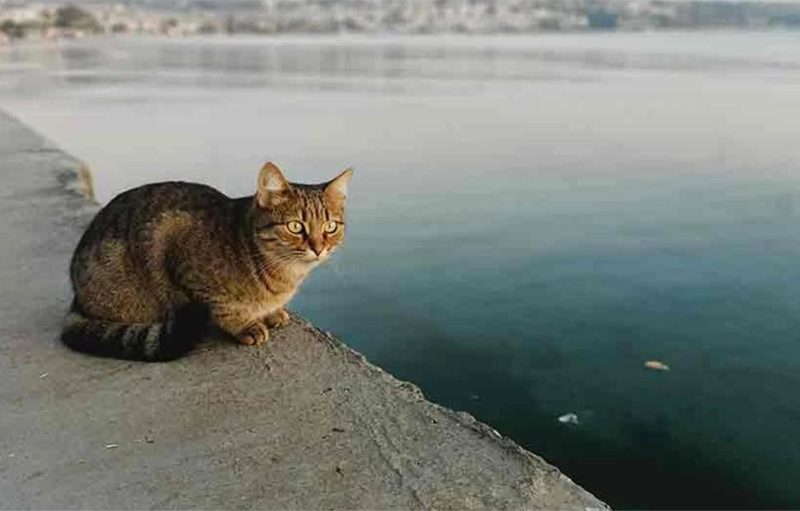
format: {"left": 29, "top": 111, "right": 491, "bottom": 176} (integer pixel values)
{"left": 587, "top": 9, "right": 618, "bottom": 29}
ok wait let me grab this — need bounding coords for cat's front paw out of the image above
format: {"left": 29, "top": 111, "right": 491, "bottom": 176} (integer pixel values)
{"left": 264, "top": 308, "right": 291, "bottom": 329}
{"left": 238, "top": 322, "right": 270, "bottom": 346}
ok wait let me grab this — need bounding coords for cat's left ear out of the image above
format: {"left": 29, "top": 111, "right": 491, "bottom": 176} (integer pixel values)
{"left": 256, "top": 162, "right": 290, "bottom": 208}
{"left": 325, "top": 168, "right": 353, "bottom": 200}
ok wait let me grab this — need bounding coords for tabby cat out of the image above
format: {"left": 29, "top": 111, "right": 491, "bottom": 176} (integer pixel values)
{"left": 62, "top": 162, "right": 352, "bottom": 361}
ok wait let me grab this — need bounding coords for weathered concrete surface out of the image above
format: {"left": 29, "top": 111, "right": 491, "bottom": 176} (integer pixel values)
{"left": 0, "top": 109, "right": 607, "bottom": 510}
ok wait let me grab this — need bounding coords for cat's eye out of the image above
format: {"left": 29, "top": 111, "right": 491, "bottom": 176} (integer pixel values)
{"left": 286, "top": 221, "right": 304, "bottom": 234}
{"left": 324, "top": 221, "right": 339, "bottom": 234}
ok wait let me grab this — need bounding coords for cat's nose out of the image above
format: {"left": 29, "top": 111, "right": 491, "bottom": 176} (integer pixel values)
{"left": 309, "top": 239, "right": 325, "bottom": 257}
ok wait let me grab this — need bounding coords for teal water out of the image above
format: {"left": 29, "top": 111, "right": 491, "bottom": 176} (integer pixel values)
{"left": 2, "top": 33, "right": 800, "bottom": 508}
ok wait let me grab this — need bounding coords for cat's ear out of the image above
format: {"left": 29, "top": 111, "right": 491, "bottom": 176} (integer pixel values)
{"left": 256, "top": 162, "right": 290, "bottom": 208}
{"left": 325, "top": 168, "right": 353, "bottom": 200}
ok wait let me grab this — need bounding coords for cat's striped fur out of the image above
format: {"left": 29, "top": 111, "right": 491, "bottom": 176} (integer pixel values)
{"left": 62, "top": 163, "right": 352, "bottom": 361}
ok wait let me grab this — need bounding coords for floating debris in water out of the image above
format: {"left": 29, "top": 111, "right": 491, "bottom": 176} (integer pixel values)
{"left": 104, "top": 444, "right": 118, "bottom": 449}
{"left": 557, "top": 413, "right": 580, "bottom": 425}
{"left": 644, "top": 360, "right": 670, "bottom": 371}
{"left": 39, "top": 373, "right": 48, "bottom": 379}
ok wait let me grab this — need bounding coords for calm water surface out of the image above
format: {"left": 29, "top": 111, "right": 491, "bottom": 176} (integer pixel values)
{"left": 2, "top": 32, "right": 800, "bottom": 508}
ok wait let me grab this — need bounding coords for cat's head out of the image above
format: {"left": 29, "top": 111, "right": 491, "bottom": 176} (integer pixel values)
{"left": 251, "top": 162, "right": 352, "bottom": 269}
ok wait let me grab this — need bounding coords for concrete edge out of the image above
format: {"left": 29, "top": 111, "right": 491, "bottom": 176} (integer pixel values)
{"left": 297, "top": 315, "right": 604, "bottom": 503}
{"left": 1, "top": 109, "right": 98, "bottom": 205}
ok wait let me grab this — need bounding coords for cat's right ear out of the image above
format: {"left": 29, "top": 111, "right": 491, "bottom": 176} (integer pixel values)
{"left": 256, "top": 162, "right": 290, "bottom": 208}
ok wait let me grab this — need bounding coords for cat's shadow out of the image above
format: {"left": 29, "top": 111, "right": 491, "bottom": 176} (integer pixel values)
{"left": 190, "top": 318, "right": 302, "bottom": 359}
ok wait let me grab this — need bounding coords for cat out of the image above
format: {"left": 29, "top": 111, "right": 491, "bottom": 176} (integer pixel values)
{"left": 61, "top": 162, "right": 352, "bottom": 361}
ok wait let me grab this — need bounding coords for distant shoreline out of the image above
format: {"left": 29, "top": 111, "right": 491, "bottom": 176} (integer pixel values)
{"left": 2, "top": 25, "right": 799, "bottom": 47}
{"left": 4, "top": 0, "right": 800, "bottom": 45}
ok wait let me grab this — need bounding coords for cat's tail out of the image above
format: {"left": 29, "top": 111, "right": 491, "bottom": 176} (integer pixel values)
{"left": 60, "top": 301, "right": 208, "bottom": 362}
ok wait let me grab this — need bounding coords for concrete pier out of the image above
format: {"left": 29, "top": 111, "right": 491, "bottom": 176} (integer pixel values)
{"left": 0, "top": 109, "right": 606, "bottom": 509}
